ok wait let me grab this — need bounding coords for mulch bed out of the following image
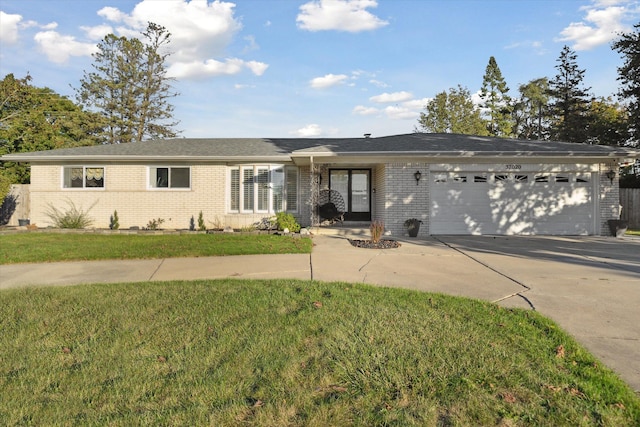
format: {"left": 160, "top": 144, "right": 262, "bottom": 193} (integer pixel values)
{"left": 348, "top": 239, "right": 401, "bottom": 249}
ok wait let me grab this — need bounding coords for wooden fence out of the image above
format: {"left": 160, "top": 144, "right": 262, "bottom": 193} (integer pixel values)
{"left": 620, "top": 188, "right": 640, "bottom": 229}
{"left": 0, "top": 184, "right": 30, "bottom": 226}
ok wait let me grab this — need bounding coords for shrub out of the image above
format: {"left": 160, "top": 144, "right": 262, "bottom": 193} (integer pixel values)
{"left": 370, "top": 220, "right": 384, "bottom": 243}
{"left": 45, "top": 199, "right": 96, "bottom": 229}
{"left": 197, "top": 211, "right": 206, "bottom": 231}
{"left": 275, "top": 212, "right": 301, "bottom": 232}
{"left": 109, "top": 210, "right": 119, "bottom": 230}
{"left": 145, "top": 218, "right": 165, "bottom": 230}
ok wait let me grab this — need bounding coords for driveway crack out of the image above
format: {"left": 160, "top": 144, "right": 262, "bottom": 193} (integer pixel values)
{"left": 434, "top": 237, "right": 536, "bottom": 310}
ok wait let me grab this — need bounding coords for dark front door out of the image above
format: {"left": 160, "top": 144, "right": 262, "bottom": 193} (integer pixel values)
{"left": 329, "top": 169, "right": 371, "bottom": 221}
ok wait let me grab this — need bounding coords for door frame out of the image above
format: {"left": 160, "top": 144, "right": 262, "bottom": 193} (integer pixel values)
{"left": 329, "top": 168, "right": 372, "bottom": 221}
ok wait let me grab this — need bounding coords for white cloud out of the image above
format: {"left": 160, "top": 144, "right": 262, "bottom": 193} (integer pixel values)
{"left": 81, "top": 24, "right": 113, "bottom": 41}
{"left": 297, "top": 0, "right": 389, "bottom": 32}
{"left": 402, "top": 97, "right": 430, "bottom": 110}
{"left": 310, "top": 73, "right": 349, "bottom": 88}
{"left": 556, "top": 1, "right": 635, "bottom": 50}
{"left": 369, "top": 79, "right": 389, "bottom": 88}
{"left": 383, "top": 105, "right": 417, "bottom": 120}
{"left": 0, "top": 11, "right": 22, "bottom": 44}
{"left": 369, "top": 91, "right": 413, "bottom": 103}
{"left": 98, "top": 0, "right": 243, "bottom": 63}
{"left": 30, "top": 1, "right": 267, "bottom": 78}
{"left": 353, "top": 105, "right": 379, "bottom": 115}
{"left": 33, "top": 30, "right": 98, "bottom": 64}
{"left": 291, "top": 124, "right": 323, "bottom": 137}
{"left": 167, "top": 58, "right": 267, "bottom": 79}
{"left": 245, "top": 60, "right": 269, "bottom": 76}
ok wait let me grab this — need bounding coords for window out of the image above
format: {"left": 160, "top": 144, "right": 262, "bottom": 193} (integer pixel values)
{"left": 434, "top": 174, "right": 447, "bottom": 183}
{"left": 494, "top": 174, "right": 509, "bottom": 182}
{"left": 452, "top": 175, "right": 467, "bottom": 183}
{"left": 229, "top": 165, "right": 298, "bottom": 213}
{"left": 555, "top": 175, "right": 569, "bottom": 183}
{"left": 149, "top": 167, "right": 190, "bottom": 189}
{"left": 514, "top": 174, "right": 528, "bottom": 183}
{"left": 534, "top": 175, "right": 549, "bottom": 183}
{"left": 63, "top": 166, "right": 104, "bottom": 189}
{"left": 576, "top": 174, "right": 590, "bottom": 183}
{"left": 474, "top": 175, "right": 487, "bottom": 183}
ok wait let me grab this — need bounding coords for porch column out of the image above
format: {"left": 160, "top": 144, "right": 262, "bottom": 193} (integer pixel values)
{"left": 310, "top": 157, "right": 320, "bottom": 226}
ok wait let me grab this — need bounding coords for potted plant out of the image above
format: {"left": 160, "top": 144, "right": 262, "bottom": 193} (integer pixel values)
{"left": 607, "top": 219, "right": 628, "bottom": 238}
{"left": 404, "top": 218, "right": 422, "bottom": 237}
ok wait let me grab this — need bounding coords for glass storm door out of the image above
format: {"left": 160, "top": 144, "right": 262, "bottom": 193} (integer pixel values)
{"left": 329, "top": 169, "right": 371, "bottom": 221}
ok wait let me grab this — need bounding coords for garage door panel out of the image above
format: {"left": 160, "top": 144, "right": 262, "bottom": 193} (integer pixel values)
{"left": 430, "top": 172, "right": 594, "bottom": 235}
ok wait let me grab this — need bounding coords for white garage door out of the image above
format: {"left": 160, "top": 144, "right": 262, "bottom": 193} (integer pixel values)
{"left": 430, "top": 171, "right": 595, "bottom": 235}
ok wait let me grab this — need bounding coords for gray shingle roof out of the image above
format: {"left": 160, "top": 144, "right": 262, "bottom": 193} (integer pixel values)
{"left": 2, "top": 133, "right": 638, "bottom": 162}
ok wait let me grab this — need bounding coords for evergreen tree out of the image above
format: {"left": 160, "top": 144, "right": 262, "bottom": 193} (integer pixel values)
{"left": 416, "top": 85, "right": 488, "bottom": 135}
{"left": 479, "top": 56, "right": 512, "bottom": 137}
{"left": 548, "top": 45, "right": 591, "bottom": 143}
{"left": 612, "top": 22, "right": 640, "bottom": 144}
{"left": 512, "top": 78, "right": 550, "bottom": 140}
{"left": 77, "top": 22, "right": 179, "bottom": 144}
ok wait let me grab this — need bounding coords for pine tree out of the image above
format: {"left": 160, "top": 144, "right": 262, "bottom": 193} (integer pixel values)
{"left": 548, "top": 46, "right": 591, "bottom": 143}
{"left": 612, "top": 23, "right": 640, "bottom": 143}
{"left": 479, "top": 56, "right": 513, "bottom": 137}
{"left": 77, "top": 22, "right": 179, "bottom": 144}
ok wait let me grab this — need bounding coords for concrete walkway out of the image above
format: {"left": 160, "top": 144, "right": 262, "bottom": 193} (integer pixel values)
{"left": 1, "top": 234, "right": 639, "bottom": 392}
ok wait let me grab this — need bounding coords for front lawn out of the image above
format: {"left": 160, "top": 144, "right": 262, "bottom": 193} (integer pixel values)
{"left": 1, "top": 280, "right": 638, "bottom": 426}
{"left": 0, "top": 233, "right": 312, "bottom": 264}
{"left": 626, "top": 229, "right": 640, "bottom": 236}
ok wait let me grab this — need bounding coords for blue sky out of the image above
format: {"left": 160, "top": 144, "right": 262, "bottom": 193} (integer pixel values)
{"left": 1, "top": 0, "right": 639, "bottom": 138}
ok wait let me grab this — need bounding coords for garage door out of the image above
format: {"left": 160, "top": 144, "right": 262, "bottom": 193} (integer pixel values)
{"left": 430, "top": 171, "right": 595, "bottom": 235}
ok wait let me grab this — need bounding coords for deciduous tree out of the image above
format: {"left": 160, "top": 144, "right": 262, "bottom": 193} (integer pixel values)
{"left": 512, "top": 78, "right": 550, "bottom": 140}
{"left": 0, "top": 73, "right": 103, "bottom": 189}
{"left": 416, "top": 85, "right": 488, "bottom": 135}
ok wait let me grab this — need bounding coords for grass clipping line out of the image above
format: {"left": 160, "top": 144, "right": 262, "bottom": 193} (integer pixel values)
{"left": 1, "top": 279, "right": 638, "bottom": 426}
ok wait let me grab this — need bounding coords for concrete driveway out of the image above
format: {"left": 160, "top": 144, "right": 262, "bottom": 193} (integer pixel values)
{"left": 311, "top": 234, "right": 640, "bottom": 392}
{"left": 1, "top": 233, "right": 638, "bottom": 391}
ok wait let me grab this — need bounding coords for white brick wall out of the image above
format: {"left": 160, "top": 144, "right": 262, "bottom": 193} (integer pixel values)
{"left": 599, "top": 163, "right": 620, "bottom": 236}
{"left": 382, "top": 162, "right": 429, "bottom": 237}
{"left": 29, "top": 164, "right": 291, "bottom": 230}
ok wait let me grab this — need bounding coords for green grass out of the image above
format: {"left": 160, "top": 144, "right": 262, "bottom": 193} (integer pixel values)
{"left": 625, "top": 229, "right": 640, "bottom": 236}
{"left": 1, "top": 280, "right": 638, "bottom": 426}
{"left": 0, "top": 233, "right": 312, "bottom": 264}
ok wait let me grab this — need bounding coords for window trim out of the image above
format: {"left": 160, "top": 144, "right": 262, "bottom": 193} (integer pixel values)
{"left": 228, "top": 165, "right": 299, "bottom": 214}
{"left": 147, "top": 166, "right": 191, "bottom": 190}
{"left": 61, "top": 166, "right": 106, "bottom": 190}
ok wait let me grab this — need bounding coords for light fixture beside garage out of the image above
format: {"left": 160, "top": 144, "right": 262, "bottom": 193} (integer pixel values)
{"left": 414, "top": 170, "right": 422, "bottom": 185}
{"left": 606, "top": 168, "right": 616, "bottom": 184}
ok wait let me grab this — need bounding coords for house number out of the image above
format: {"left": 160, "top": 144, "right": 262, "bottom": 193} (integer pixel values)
{"left": 506, "top": 164, "right": 522, "bottom": 170}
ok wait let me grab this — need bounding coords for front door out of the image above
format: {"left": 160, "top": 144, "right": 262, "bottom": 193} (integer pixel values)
{"left": 329, "top": 169, "right": 371, "bottom": 221}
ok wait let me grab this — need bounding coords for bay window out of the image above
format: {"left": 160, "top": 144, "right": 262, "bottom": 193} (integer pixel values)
{"left": 229, "top": 165, "right": 298, "bottom": 213}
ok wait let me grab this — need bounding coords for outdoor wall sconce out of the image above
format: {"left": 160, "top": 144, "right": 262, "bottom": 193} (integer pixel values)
{"left": 414, "top": 170, "right": 422, "bottom": 185}
{"left": 606, "top": 168, "right": 616, "bottom": 184}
